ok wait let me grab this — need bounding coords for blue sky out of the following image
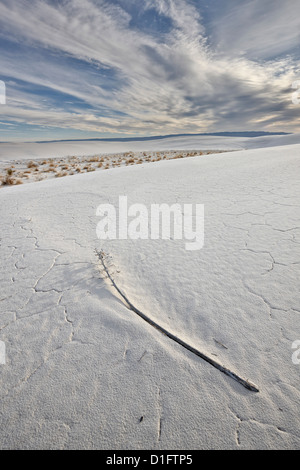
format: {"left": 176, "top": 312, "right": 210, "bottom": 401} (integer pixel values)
{"left": 0, "top": 0, "right": 299, "bottom": 141}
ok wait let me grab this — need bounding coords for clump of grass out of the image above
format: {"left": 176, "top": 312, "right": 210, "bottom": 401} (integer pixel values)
{"left": 89, "top": 156, "right": 99, "bottom": 162}
{"left": 55, "top": 171, "right": 68, "bottom": 178}
{"left": 27, "top": 161, "right": 38, "bottom": 168}
{"left": 1, "top": 176, "right": 14, "bottom": 186}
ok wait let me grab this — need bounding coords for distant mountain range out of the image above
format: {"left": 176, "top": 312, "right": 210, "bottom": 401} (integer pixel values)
{"left": 36, "top": 131, "right": 290, "bottom": 144}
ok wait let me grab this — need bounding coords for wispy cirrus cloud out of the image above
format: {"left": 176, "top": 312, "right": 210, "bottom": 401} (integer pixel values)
{"left": 209, "top": 0, "right": 300, "bottom": 60}
{"left": 0, "top": 0, "right": 299, "bottom": 141}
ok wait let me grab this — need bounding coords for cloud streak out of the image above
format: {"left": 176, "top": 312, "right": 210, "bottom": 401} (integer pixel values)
{"left": 0, "top": 0, "right": 299, "bottom": 140}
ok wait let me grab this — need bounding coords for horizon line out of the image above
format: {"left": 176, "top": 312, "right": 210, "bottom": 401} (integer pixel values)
{"left": 0, "top": 130, "right": 292, "bottom": 145}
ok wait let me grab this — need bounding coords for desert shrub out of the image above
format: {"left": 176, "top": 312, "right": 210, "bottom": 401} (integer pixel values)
{"left": 27, "top": 161, "right": 37, "bottom": 168}
{"left": 55, "top": 171, "right": 68, "bottom": 178}
{"left": 89, "top": 156, "right": 99, "bottom": 162}
{"left": 1, "top": 175, "right": 15, "bottom": 186}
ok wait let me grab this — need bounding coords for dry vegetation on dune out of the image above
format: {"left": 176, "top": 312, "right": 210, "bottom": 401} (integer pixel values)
{"left": 0, "top": 167, "right": 23, "bottom": 186}
{"left": 0, "top": 149, "right": 227, "bottom": 187}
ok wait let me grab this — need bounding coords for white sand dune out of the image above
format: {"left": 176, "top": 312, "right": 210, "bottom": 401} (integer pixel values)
{"left": 0, "top": 142, "right": 300, "bottom": 449}
{"left": 1, "top": 133, "right": 300, "bottom": 162}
